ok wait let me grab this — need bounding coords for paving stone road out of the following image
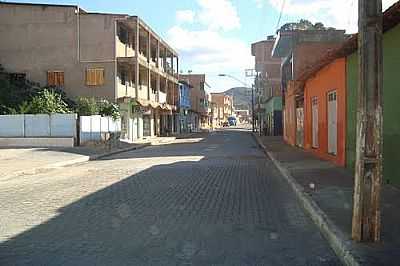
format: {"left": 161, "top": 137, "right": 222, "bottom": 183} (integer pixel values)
{"left": 0, "top": 129, "right": 340, "bottom": 265}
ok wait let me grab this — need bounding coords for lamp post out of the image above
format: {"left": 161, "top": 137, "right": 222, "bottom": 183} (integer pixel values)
{"left": 218, "top": 74, "right": 255, "bottom": 132}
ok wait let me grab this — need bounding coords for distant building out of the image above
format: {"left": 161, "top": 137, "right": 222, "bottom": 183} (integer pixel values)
{"left": 178, "top": 81, "right": 192, "bottom": 133}
{"left": 251, "top": 35, "right": 283, "bottom": 136}
{"left": 211, "top": 93, "right": 233, "bottom": 127}
{"left": 180, "top": 74, "right": 211, "bottom": 131}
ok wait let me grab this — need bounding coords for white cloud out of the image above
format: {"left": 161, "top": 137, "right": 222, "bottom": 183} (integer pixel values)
{"left": 268, "top": 0, "right": 398, "bottom": 33}
{"left": 176, "top": 10, "right": 195, "bottom": 24}
{"left": 197, "top": 0, "right": 241, "bottom": 31}
{"left": 167, "top": 0, "right": 252, "bottom": 92}
{"left": 254, "top": 0, "right": 264, "bottom": 9}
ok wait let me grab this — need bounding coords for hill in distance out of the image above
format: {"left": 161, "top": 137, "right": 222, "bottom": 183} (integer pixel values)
{"left": 223, "top": 87, "right": 252, "bottom": 110}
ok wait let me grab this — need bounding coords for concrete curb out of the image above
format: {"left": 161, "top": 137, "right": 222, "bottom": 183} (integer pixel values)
{"left": 251, "top": 133, "right": 361, "bottom": 266}
{"left": 2, "top": 144, "right": 149, "bottom": 181}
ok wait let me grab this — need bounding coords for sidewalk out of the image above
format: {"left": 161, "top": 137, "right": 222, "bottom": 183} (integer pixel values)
{"left": 0, "top": 141, "right": 148, "bottom": 181}
{"left": 254, "top": 135, "right": 400, "bottom": 266}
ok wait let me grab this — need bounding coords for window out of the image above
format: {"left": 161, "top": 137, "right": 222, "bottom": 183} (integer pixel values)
{"left": 86, "top": 68, "right": 105, "bottom": 86}
{"left": 47, "top": 71, "right": 64, "bottom": 86}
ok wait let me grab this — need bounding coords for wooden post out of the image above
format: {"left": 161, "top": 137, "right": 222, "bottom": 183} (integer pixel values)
{"left": 352, "top": 0, "right": 383, "bottom": 242}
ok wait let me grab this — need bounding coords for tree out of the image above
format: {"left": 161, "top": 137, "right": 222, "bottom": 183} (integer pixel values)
{"left": 277, "top": 19, "right": 332, "bottom": 33}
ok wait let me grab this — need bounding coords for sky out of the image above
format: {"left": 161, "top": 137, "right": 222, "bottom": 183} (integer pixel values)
{"left": 7, "top": 0, "right": 399, "bottom": 92}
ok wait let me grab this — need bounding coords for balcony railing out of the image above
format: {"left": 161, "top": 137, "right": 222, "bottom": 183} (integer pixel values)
{"left": 159, "top": 91, "right": 167, "bottom": 104}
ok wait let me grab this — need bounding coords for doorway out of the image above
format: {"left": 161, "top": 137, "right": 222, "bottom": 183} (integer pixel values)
{"left": 327, "top": 91, "right": 337, "bottom": 155}
{"left": 312, "top": 96, "right": 319, "bottom": 148}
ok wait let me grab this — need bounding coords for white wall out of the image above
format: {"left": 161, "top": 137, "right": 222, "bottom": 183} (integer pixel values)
{"left": 79, "top": 115, "right": 121, "bottom": 145}
{"left": 0, "top": 114, "right": 77, "bottom": 138}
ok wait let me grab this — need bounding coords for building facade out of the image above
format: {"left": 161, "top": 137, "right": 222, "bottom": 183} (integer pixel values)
{"left": 178, "top": 81, "right": 191, "bottom": 133}
{"left": 211, "top": 93, "right": 233, "bottom": 127}
{"left": 180, "top": 74, "right": 210, "bottom": 131}
{"left": 0, "top": 2, "right": 179, "bottom": 141}
{"left": 271, "top": 29, "right": 346, "bottom": 147}
{"left": 251, "top": 36, "right": 283, "bottom": 136}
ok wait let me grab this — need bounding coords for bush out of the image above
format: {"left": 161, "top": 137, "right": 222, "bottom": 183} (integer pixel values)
{"left": 75, "top": 97, "right": 98, "bottom": 116}
{"left": 98, "top": 99, "right": 120, "bottom": 120}
{"left": 23, "top": 89, "right": 70, "bottom": 114}
{"left": 75, "top": 97, "right": 120, "bottom": 120}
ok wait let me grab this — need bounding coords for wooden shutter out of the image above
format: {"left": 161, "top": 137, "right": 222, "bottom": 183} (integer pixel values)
{"left": 47, "top": 71, "right": 64, "bottom": 86}
{"left": 86, "top": 68, "right": 104, "bottom": 86}
{"left": 47, "top": 71, "right": 55, "bottom": 86}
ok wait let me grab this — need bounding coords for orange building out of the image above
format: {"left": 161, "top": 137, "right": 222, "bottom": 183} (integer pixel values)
{"left": 303, "top": 58, "right": 346, "bottom": 166}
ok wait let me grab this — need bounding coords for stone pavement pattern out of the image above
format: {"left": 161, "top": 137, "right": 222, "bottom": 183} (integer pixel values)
{"left": 0, "top": 130, "right": 339, "bottom": 265}
{"left": 257, "top": 136, "right": 400, "bottom": 266}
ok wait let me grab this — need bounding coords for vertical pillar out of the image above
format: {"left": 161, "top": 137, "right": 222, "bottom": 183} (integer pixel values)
{"left": 352, "top": 0, "right": 383, "bottom": 242}
{"left": 147, "top": 31, "right": 151, "bottom": 101}
{"left": 134, "top": 20, "right": 140, "bottom": 99}
{"left": 156, "top": 40, "right": 160, "bottom": 68}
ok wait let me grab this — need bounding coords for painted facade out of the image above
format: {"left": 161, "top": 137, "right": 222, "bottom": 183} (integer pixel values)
{"left": 178, "top": 81, "right": 191, "bottom": 133}
{"left": 303, "top": 58, "right": 347, "bottom": 166}
{"left": 346, "top": 23, "right": 400, "bottom": 185}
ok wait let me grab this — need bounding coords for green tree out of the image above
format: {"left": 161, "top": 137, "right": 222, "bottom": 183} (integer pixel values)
{"left": 277, "top": 19, "right": 331, "bottom": 33}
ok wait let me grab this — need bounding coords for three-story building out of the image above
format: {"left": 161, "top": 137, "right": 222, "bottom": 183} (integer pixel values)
{"left": 0, "top": 2, "right": 179, "bottom": 141}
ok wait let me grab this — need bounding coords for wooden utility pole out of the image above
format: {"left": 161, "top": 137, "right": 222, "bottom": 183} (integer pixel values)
{"left": 352, "top": 0, "right": 383, "bottom": 242}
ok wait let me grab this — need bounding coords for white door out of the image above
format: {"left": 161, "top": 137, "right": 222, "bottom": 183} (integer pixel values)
{"left": 312, "top": 97, "right": 319, "bottom": 148}
{"left": 327, "top": 91, "right": 337, "bottom": 155}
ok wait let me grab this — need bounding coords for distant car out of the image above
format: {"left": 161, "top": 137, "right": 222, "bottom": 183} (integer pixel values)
{"left": 222, "top": 122, "right": 229, "bottom": 127}
{"left": 228, "top": 117, "right": 237, "bottom": 126}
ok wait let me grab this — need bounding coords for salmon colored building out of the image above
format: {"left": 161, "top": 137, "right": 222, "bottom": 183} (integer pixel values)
{"left": 302, "top": 58, "right": 347, "bottom": 166}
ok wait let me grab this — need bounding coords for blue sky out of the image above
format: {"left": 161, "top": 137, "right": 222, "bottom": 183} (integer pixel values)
{"left": 8, "top": 0, "right": 398, "bottom": 92}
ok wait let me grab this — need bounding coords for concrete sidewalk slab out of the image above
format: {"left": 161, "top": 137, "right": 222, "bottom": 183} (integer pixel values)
{"left": 253, "top": 134, "right": 400, "bottom": 266}
{"left": 0, "top": 143, "right": 148, "bottom": 181}
{"left": 0, "top": 135, "right": 199, "bottom": 181}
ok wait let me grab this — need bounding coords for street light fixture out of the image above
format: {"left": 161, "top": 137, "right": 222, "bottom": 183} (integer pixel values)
{"left": 218, "top": 73, "right": 255, "bottom": 132}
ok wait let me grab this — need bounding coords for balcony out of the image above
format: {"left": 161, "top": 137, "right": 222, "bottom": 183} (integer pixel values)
{"left": 137, "top": 85, "right": 148, "bottom": 100}
{"left": 159, "top": 91, "right": 167, "bottom": 104}
{"left": 116, "top": 79, "right": 135, "bottom": 99}
{"left": 149, "top": 91, "right": 157, "bottom": 103}
{"left": 116, "top": 36, "right": 135, "bottom": 58}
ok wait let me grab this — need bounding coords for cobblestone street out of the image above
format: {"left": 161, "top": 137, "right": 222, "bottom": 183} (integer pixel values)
{"left": 0, "top": 130, "right": 340, "bottom": 265}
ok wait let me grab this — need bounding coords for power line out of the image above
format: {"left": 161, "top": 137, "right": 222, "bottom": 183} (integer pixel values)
{"left": 275, "top": 0, "right": 286, "bottom": 32}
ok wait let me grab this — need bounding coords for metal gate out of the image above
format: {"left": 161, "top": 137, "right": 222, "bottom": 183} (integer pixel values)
{"left": 327, "top": 91, "right": 337, "bottom": 155}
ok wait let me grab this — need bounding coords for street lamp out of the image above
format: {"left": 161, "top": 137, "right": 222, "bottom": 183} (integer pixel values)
{"left": 218, "top": 73, "right": 255, "bottom": 132}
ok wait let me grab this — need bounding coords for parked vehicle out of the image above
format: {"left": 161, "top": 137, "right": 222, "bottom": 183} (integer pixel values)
{"left": 228, "top": 116, "right": 237, "bottom": 126}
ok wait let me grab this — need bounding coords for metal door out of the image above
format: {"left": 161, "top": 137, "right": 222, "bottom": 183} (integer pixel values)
{"left": 327, "top": 91, "right": 337, "bottom": 155}
{"left": 312, "top": 97, "right": 319, "bottom": 148}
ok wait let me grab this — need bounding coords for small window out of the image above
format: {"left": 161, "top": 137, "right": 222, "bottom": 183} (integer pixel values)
{"left": 47, "top": 71, "right": 64, "bottom": 86}
{"left": 86, "top": 68, "right": 105, "bottom": 86}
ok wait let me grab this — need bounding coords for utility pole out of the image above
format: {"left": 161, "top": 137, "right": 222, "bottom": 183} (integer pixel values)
{"left": 352, "top": 0, "right": 383, "bottom": 242}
